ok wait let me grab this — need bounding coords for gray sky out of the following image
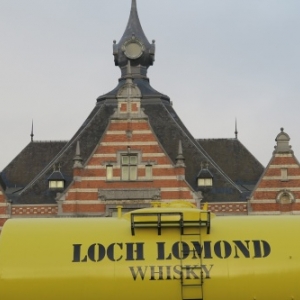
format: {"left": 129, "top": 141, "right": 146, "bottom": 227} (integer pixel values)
{"left": 1, "top": 0, "right": 300, "bottom": 170}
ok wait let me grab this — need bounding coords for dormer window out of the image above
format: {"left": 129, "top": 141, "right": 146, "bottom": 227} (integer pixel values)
{"left": 197, "top": 178, "right": 213, "bottom": 187}
{"left": 197, "top": 162, "right": 213, "bottom": 188}
{"left": 48, "top": 166, "right": 65, "bottom": 190}
{"left": 49, "top": 180, "right": 64, "bottom": 189}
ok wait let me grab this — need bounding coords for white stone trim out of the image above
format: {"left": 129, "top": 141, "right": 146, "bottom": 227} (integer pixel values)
{"left": 85, "top": 165, "right": 104, "bottom": 169}
{"left": 252, "top": 199, "right": 300, "bottom": 203}
{"left": 68, "top": 188, "right": 98, "bottom": 193}
{"left": 269, "top": 165, "right": 299, "bottom": 168}
{"left": 153, "top": 165, "right": 174, "bottom": 168}
{"left": 250, "top": 199, "right": 276, "bottom": 203}
{"left": 81, "top": 175, "right": 178, "bottom": 181}
{"left": 262, "top": 176, "right": 300, "bottom": 180}
{"left": 160, "top": 187, "right": 191, "bottom": 192}
{"left": 274, "top": 154, "right": 293, "bottom": 157}
{"left": 256, "top": 187, "right": 300, "bottom": 192}
{"left": 81, "top": 177, "right": 106, "bottom": 181}
{"left": 142, "top": 153, "right": 165, "bottom": 157}
{"left": 106, "top": 130, "right": 152, "bottom": 135}
{"left": 100, "top": 141, "right": 158, "bottom": 146}
{"left": 93, "top": 154, "right": 117, "bottom": 158}
{"left": 86, "top": 164, "right": 174, "bottom": 170}
{"left": 0, "top": 214, "right": 10, "bottom": 218}
{"left": 110, "top": 120, "right": 147, "bottom": 124}
{"left": 92, "top": 153, "right": 166, "bottom": 159}
{"left": 63, "top": 200, "right": 102, "bottom": 205}
{"left": 152, "top": 176, "right": 177, "bottom": 180}
{"left": 0, "top": 203, "right": 8, "bottom": 207}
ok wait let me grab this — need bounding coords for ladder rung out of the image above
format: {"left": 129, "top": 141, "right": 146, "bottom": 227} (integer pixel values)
{"left": 182, "top": 284, "right": 202, "bottom": 287}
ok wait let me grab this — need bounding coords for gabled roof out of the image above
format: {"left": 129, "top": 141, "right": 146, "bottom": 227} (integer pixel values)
{"left": 145, "top": 104, "right": 246, "bottom": 202}
{"left": 3, "top": 1, "right": 264, "bottom": 205}
{"left": 250, "top": 128, "right": 300, "bottom": 208}
{"left": 197, "top": 138, "right": 264, "bottom": 193}
{"left": 10, "top": 104, "right": 114, "bottom": 204}
{"left": 1, "top": 141, "right": 67, "bottom": 192}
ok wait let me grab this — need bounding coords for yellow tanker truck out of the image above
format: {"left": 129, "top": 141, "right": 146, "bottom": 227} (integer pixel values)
{"left": 0, "top": 203, "right": 298, "bottom": 299}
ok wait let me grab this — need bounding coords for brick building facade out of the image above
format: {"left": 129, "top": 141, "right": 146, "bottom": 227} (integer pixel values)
{"left": 0, "top": 1, "right": 280, "bottom": 230}
{"left": 58, "top": 74, "right": 197, "bottom": 217}
{"left": 250, "top": 128, "right": 300, "bottom": 214}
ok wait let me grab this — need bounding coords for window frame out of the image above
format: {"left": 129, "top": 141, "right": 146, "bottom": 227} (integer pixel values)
{"left": 121, "top": 153, "right": 138, "bottom": 181}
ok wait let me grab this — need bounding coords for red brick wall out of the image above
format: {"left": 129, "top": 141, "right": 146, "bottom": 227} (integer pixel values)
{"left": 61, "top": 118, "right": 195, "bottom": 215}
{"left": 0, "top": 188, "right": 9, "bottom": 232}
{"left": 250, "top": 153, "right": 300, "bottom": 214}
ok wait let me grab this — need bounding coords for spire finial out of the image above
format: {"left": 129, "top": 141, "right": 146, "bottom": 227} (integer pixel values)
{"left": 30, "top": 120, "right": 34, "bottom": 142}
{"left": 126, "top": 60, "right": 133, "bottom": 83}
{"left": 112, "top": 0, "right": 155, "bottom": 76}
{"left": 176, "top": 140, "right": 186, "bottom": 167}
{"left": 235, "top": 118, "right": 238, "bottom": 139}
{"left": 73, "top": 141, "right": 83, "bottom": 169}
{"left": 274, "top": 127, "right": 293, "bottom": 154}
{"left": 131, "top": 0, "right": 137, "bottom": 10}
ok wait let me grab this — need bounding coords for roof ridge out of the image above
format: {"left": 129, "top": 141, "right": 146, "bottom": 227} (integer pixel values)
{"left": 161, "top": 106, "right": 243, "bottom": 193}
{"left": 19, "top": 104, "right": 104, "bottom": 195}
{"left": 197, "top": 138, "right": 236, "bottom": 141}
{"left": 32, "top": 140, "right": 69, "bottom": 143}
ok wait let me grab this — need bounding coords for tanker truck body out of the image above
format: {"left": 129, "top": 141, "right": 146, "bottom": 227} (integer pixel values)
{"left": 0, "top": 205, "right": 299, "bottom": 299}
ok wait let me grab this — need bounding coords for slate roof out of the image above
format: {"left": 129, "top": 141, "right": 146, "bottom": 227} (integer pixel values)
{"left": 6, "top": 98, "right": 252, "bottom": 204}
{"left": 1, "top": 1, "right": 264, "bottom": 205}
{"left": 197, "top": 138, "right": 264, "bottom": 195}
{"left": 8, "top": 104, "right": 114, "bottom": 204}
{"left": 1, "top": 141, "right": 67, "bottom": 193}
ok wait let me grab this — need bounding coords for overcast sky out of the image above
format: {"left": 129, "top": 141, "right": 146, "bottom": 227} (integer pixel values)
{"left": 1, "top": 0, "right": 300, "bottom": 170}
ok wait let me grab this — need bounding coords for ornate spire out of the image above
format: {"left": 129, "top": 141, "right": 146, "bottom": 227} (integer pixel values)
{"left": 274, "top": 128, "right": 293, "bottom": 154}
{"left": 113, "top": 61, "right": 146, "bottom": 119}
{"left": 73, "top": 141, "right": 83, "bottom": 169}
{"left": 175, "top": 140, "right": 186, "bottom": 167}
{"left": 30, "top": 120, "right": 34, "bottom": 142}
{"left": 113, "top": 0, "right": 155, "bottom": 79}
{"left": 97, "top": 1, "right": 170, "bottom": 103}
{"left": 235, "top": 118, "right": 238, "bottom": 139}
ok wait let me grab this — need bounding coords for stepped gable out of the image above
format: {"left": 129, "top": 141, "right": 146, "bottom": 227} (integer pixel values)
{"left": 9, "top": 1, "right": 249, "bottom": 206}
{"left": 144, "top": 103, "right": 244, "bottom": 202}
{"left": 197, "top": 138, "right": 264, "bottom": 193}
{"left": 250, "top": 128, "right": 300, "bottom": 214}
{"left": 1, "top": 141, "right": 67, "bottom": 193}
{"left": 57, "top": 71, "right": 196, "bottom": 216}
{"left": 100, "top": 1, "right": 245, "bottom": 202}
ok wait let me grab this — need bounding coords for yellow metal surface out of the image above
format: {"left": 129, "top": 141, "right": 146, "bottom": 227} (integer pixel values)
{"left": 0, "top": 206, "right": 299, "bottom": 299}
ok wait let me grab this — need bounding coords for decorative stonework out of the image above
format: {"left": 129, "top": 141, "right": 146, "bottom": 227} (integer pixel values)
{"left": 12, "top": 205, "right": 57, "bottom": 216}
{"left": 208, "top": 202, "right": 247, "bottom": 214}
{"left": 276, "top": 190, "right": 295, "bottom": 204}
{"left": 250, "top": 129, "right": 300, "bottom": 214}
{"left": 98, "top": 188, "right": 161, "bottom": 201}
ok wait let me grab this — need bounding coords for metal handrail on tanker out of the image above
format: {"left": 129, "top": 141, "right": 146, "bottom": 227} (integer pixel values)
{"left": 130, "top": 210, "right": 211, "bottom": 235}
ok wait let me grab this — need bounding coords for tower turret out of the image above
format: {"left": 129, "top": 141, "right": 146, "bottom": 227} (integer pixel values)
{"left": 113, "top": 0, "right": 155, "bottom": 80}
{"left": 97, "top": 0, "right": 169, "bottom": 103}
